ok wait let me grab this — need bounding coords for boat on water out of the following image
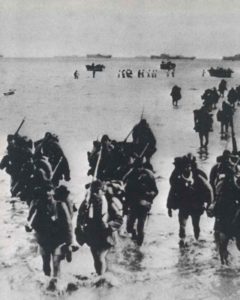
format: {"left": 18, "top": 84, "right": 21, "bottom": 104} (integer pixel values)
{"left": 160, "top": 61, "right": 176, "bottom": 70}
{"left": 3, "top": 89, "right": 16, "bottom": 96}
{"left": 86, "top": 54, "right": 112, "bottom": 59}
{"left": 86, "top": 64, "right": 105, "bottom": 72}
{"left": 151, "top": 53, "right": 195, "bottom": 60}
{"left": 222, "top": 54, "right": 240, "bottom": 61}
{"left": 208, "top": 67, "right": 233, "bottom": 78}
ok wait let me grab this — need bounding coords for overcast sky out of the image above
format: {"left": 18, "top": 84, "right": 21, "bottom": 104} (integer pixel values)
{"left": 0, "top": 0, "right": 240, "bottom": 58}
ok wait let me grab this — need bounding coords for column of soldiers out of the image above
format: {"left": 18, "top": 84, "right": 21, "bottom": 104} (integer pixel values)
{"left": 0, "top": 124, "right": 77, "bottom": 287}
{"left": 167, "top": 149, "right": 240, "bottom": 265}
{"left": 170, "top": 78, "right": 240, "bottom": 263}
{"left": 0, "top": 118, "right": 158, "bottom": 286}
{"left": 76, "top": 118, "right": 158, "bottom": 275}
{"left": 3, "top": 93, "right": 240, "bottom": 288}
{"left": 193, "top": 80, "right": 240, "bottom": 148}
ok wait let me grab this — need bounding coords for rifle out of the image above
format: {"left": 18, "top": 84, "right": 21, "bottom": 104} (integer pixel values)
{"left": 124, "top": 128, "right": 134, "bottom": 143}
{"left": 85, "top": 145, "right": 103, "bottom": 203}
{"left": 140, "top": 107, "right": 144, "bottom": 120}
{"left": 122, "top": 143, "right": 149, "bottom": 182}
{"left": 77, "top": 145, "right": 103, "bottom": 229}
{"left": 51, "top": 156, "right": 63, "bottom": 183}
{"left": 14, "top": 117, "right": 25, "bottom": 136}
{"left": 230, "top": 115, "right": 238, "bottom": 154}
{"left": 123, "top": 108, "right": 145, "bottom": 143}
{"left": 140, "top": 143, "right": 149, "bottom": 158}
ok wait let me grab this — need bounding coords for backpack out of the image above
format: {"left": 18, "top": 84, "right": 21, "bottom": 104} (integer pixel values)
{"left": 75, "top": 193, "right": 108, "bottom": 246}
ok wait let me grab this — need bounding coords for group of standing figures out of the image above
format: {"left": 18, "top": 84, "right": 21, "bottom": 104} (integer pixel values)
{"left": 2, "top": 78, "right": 240, "bottom": 289}
{"left": 117, "top": 69, "right": 158, "bottom": 78}
{"left": 0, "top": 118, "right": 159, "bottom": 288}
{"left": 171, "top": 79, "right": 240, "bottom": 149}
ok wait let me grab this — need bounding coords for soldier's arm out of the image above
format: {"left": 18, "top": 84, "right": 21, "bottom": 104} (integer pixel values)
{"left": 61, "top": 202, "right": 73, "bottom": 245}
{"left": 0, "top": 155, "right": 10, "bottom": 169}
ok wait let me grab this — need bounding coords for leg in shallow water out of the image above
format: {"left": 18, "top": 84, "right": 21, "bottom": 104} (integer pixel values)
{"left": 136, "top": 211, "right": 148, "bottom": 246}
{"left": 90, "top": 247, "right": 109, "bottom": 275}
{"left": 191, "top": 212, "right": 201, "bottom": 240}
{"left": 204, "top": 133, "right": 209, "bottom": 146}
{"left": 52, "top": 254, "right": 62, "bottom": 278}
{"left": 219, "top": 232, "right": 229, "bottom": 265}
{"left": 199, "top": 132, "right": 203, "bottom": 147}
{"left": 40, "top": 247, "right": 51, "bottom": 276}
{"left": 178, "top": 210, "right": 188, "bottom": 246}
{"left": 127, "top": 210, "right": 137, "bottom": 239}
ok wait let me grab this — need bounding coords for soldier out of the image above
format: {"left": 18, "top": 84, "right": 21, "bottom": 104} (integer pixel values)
{"left": 194, "top": 105, "right": 213, "bottom": 148}
{"left": 170, "top": 85, "right": 182, "bottom": 106}
{"left": 217, "top": 100, "right": 234, "bottom": 138}
{"left": 227, "top": 87, "right": 238, "bottom": 109}
{"left": 75, "top": 180, "right": 123, "bottom": 275}
{"left": 167, "top": 155, "right": 213, "bottom": 247}
{"left": 218, "top": 79, "right": 227, "bottom": 98}
{"left": 132, "top": 119, "right": 157, "bottom": 162}
{"left": 74, "top": 70, "right": 79, "bottom": 79}
{"left": 124, "top": 158, "right": 158, "bottom": 245}
{"left": 0, "top": 133, "right": 33, "bottom": 196}
{"left": 35, "top": 132, "right": 70, "bottom": 186}
{"left": 209, "top": 150, "right": 233, "bottom": 197}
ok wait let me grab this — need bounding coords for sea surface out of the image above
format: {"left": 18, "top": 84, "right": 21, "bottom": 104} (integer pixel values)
{"left": 1, "top": 57, "right": 240, "bottom": 299}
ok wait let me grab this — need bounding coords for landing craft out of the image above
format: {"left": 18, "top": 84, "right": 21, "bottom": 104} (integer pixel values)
{"left": 160, "top": 61, "right": 176, "bottom": 70}
{"left": 86, "top": 64, "right": 105, "bottom": 72}
{"left": 3, "top": 89, "right": 16, "bottom": 96}
{"left": 208, "top": 67, "right": 233, "bottom": 78}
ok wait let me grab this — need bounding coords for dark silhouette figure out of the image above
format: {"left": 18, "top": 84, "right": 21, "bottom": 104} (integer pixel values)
{"left": 218, "top": 79, "right": 227, "bottom": 97}
{"left": 74, "top": 70, "right": 79, "bottom": 79}
{"left": 194, "top": 106, "right": 213, "bottom": 148}
{"left": 170, "top": 85, "right": 182, "bottom": 107}
{"left": 167, "top": 155, "right": 213, "bottom": 247}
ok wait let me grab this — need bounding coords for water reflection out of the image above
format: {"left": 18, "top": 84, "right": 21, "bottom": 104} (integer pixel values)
{"left": 197, "top": 147, "right": 209, "bottom": 161}
{"left": 122, "top": 244, "right": 145, "bottom": 272}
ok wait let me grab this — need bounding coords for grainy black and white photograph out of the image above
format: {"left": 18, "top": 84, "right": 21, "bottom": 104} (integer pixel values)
{"left": 1, "top": 0, "right": 240, "bottom": 299}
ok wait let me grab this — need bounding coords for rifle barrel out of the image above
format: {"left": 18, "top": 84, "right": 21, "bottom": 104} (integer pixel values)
{"left": 15, "top": 118, "right": 25, "bottom": 135}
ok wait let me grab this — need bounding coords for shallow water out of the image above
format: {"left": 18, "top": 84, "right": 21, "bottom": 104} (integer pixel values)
{"left": 1, "top": 57, "right": 240, "bottom": 299}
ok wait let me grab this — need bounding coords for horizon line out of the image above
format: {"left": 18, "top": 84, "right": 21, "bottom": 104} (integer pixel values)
{"left": 0, "top": 55, "right": 224, "bottom": 60}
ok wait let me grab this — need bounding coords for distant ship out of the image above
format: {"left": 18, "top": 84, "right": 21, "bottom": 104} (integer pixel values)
{"left": 222, "top": 54, "right": 240, "bottom": 61}
{"left": 151, "top": 53, "right": 195, "bottom": 60}
{"left": 86, "top": 54, "right": 112, "bottom": 59}
{"left": 0, "top": 55, "right": 3, "bottom": 58}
